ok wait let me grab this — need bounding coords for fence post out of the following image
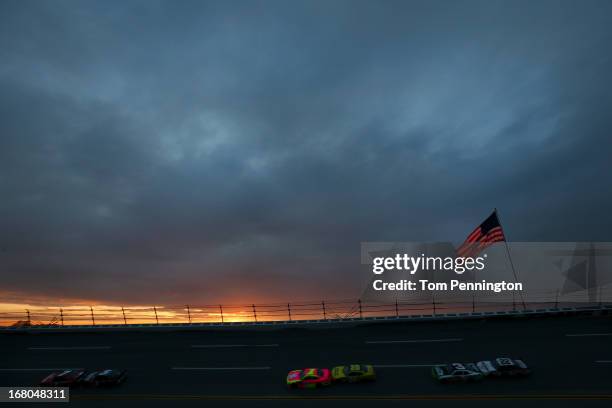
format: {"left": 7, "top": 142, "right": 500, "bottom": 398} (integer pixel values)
{"left": 219, "top": 305, "right": 224, "bottom": 323}
{"left": 186, "top": 305, "right": 192, "bottom": 324}
{"left": 358, "top": 299, "right": 363, "bottom": 319}
{"left": 121, "top": 307, "right": 127, "bottom": 325}
{"left": 60, "top": 308, "right": 64, "bottom": 326}
{"left": 26, "top": 309, "right": 31, "bottom": 325}
{"left": 90, "top": 306, "right": 95, "bottom": 326}
{"left": 252, "top": 304, "right": 257, "bottom": 322}
{"left": 472, "top": 294, "right": 476, "bottom": 313}
{"left": 153, "top": 306, "right": 159, "bottom": 325}
{"left": 395, "top": 299, "right": 399, "bottom": 317}
{"left": 599, "top": 286, "right": 602, "bottom": 307}
{"left": 287, "top": 303, "right": 292, "bottom": 321}
{"left": 322, "top": 301, "right": 326, "bottom": 320}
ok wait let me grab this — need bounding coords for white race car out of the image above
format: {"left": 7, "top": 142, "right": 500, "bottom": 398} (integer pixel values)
{"left": 431, "top": 363, "right": 484, "bottom": 383}
{"left": 476, "top": 357, "right": 531, "bottom": 377}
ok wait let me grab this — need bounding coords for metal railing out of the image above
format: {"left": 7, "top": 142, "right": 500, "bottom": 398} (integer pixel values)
{"left": 1, "top": 288, "right": 611, "bottom": 328}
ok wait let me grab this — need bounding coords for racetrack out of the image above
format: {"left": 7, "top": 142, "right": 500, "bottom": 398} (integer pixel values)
{"left": 1, "top": 315, "right": 611, "bottom": 407}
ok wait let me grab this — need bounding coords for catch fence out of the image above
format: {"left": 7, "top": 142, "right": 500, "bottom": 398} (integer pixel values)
{"left": 1, "top": 288, "right": 611, "bottom": 327}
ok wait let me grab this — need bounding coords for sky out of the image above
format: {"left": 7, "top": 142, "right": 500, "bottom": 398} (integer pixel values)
{"left": 1, "top": 0, "right": 611, "bottom": 307}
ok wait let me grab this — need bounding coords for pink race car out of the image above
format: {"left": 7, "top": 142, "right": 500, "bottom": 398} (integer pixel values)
{"left": 286, "top": 368, "right": 332, "bottom": 389}
{"left": 40, "top": 369, "right": 86, "bottom": 387}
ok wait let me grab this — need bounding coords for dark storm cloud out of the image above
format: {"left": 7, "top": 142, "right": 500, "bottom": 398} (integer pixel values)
{"left": 1, "top": 0, "right": 612, "bottom": 305}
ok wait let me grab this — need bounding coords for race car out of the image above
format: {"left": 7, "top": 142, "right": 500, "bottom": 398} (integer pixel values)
{"left": 79, "top": 369, "right": 127, "bottom": 387}
{"left": 286, "top": 368, "right": 332, "bottom": 389}
{"left": 431, "top": 363, "right": 484, "bottom": 383}
{"left": 331, "top": 364, "right": 376, "bottom": 383}
{"left": 476, "top": 358, "right": 531, "bottom": 377}
{"left": 40, "top": 369, "right": 86, "bottom": 387}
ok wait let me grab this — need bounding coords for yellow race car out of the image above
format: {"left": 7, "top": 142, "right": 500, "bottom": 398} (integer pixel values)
{"left": 331, "top": 364, "right": 376, "bottom": 383}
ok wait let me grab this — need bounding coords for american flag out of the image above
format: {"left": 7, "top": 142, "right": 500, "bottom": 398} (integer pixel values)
{"left": 456, "top": 211, "right": 505, "bottom": 257}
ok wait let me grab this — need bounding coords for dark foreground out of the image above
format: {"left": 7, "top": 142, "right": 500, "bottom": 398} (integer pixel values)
{"left": 1, "top": 315, "right": 610, "bottom": 407}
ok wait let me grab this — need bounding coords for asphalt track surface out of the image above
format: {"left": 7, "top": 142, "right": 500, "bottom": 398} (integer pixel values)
{"left": 1, "top": 315, "right": 611, "bottom": 407}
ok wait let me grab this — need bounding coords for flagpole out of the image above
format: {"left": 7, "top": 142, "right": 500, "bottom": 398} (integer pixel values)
{"left": 494, "top": 208, "right": 527, "bottom": 311}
